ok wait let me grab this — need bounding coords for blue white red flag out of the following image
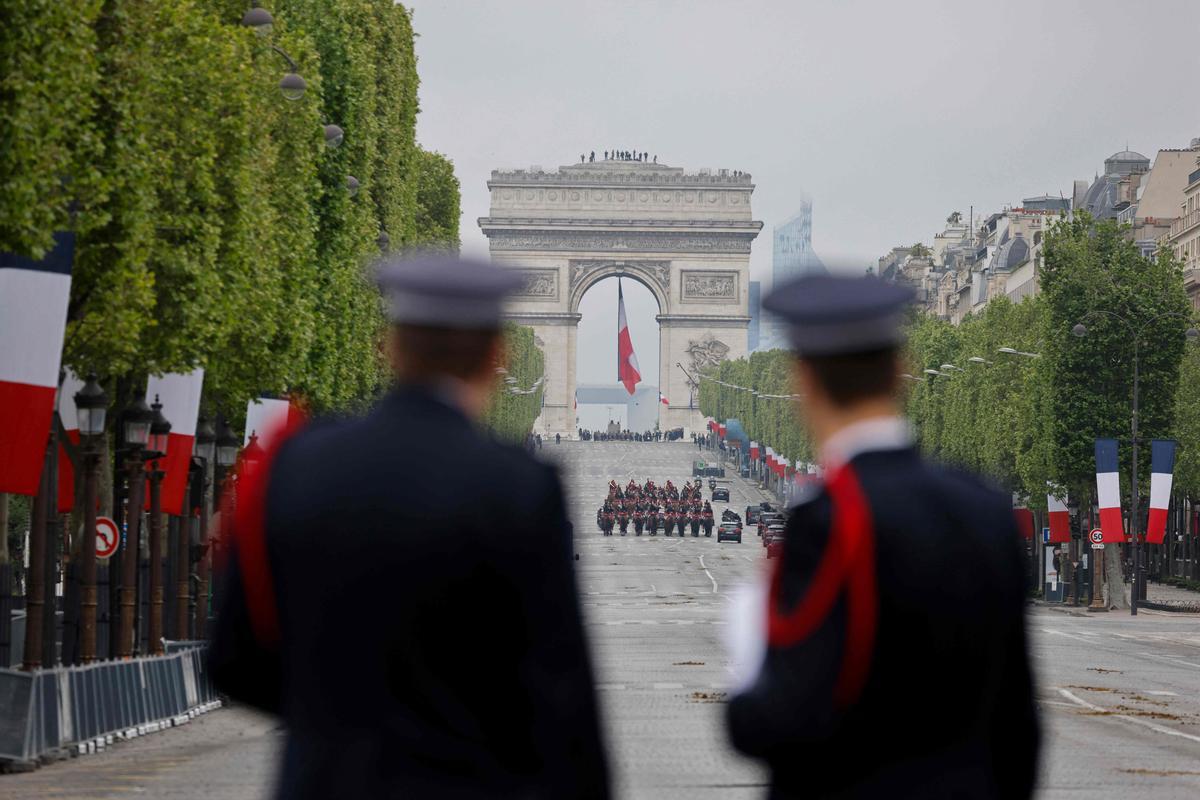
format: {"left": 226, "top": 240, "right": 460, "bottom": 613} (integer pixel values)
{"left": 1095, "top": 438, "right": 1124, "bottom": 542}
{"left": 1148, "top": 439, "right": 1177, "bottom": 544}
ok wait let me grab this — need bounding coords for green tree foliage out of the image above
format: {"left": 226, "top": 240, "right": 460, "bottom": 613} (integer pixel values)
{"left": 484, "top": 325, "right": 545, "bottom": 442}
{"left": 2, "top": 1, "right": 462, "bottom": 426}
{"left": 1040, "top": 214, "right": 1190, "bottom": 498}
{"left": 1173, "top": 345, "right": 1200, "bottom": 495}
{"left": 0, "top": 0, "right": 102, "bottom": 257}
{"left": 697, "top": 350, "right": 813, "bottom": 468}
{"left": 412, "top": 149, "right": 462, "bottom": 250}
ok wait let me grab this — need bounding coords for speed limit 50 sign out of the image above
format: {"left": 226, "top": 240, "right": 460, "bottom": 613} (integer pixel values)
{"left": 1089, "top": 528, "right": 1105, "bottom": 549}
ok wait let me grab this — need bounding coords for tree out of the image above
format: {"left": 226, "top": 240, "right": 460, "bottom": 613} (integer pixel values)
{"left": 411, "top": 149, "right": 461, "bottom": 251}
{"left": 1040, "top": 215, "right": 1190, "bottom": 606}
{"left": 910, "top": 242, "right": 932, "bottom": 258}
{"left": 484, "top": 325, "right": 545, "bottom": 442}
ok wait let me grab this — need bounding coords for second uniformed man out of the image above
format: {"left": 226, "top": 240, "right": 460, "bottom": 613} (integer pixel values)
{"left": 210, "top": 255, "right": 610, "bottom": 799}
{"left": 726, "top": 274, "right": 1039, "bottom": 798}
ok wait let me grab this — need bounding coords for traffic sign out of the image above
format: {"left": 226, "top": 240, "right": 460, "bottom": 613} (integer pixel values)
{"left": 1089, "top": 528, "right": 1104, "bottom": 545}
{"left": 95, "top": 516, "right": 120, "bottom": 560}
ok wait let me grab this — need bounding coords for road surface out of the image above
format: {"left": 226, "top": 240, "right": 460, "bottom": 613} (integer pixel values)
{"left": 5, "top": 441, "right": 1200, "bottom": 798}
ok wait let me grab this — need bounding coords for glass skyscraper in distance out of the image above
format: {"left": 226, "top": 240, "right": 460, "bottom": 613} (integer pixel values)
{"left": 771, "top": 198, "right": 825, "bottom": 284}
{"left": 755, "top": 200, "right": 825, "bottom": 351}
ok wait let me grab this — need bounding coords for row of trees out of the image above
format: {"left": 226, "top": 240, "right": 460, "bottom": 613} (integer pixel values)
{"left": 484, "top": 325, "right": 546, "bottom": 443}
{"left": 700, "top": 214, "right": 1197, "bottom": 508}
{"left": 696, "top": 350, "right": 814, "bottom": 468}
{"left": 3, "top": 0, "right": 461, "bottom": 421}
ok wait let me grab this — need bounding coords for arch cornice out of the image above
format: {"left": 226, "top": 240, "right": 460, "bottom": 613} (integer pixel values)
{"left": 567, "top": 259, "right": 670, "bottom": 315}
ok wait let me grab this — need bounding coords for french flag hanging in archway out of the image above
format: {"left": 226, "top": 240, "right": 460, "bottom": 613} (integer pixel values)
{"left": 0, "top": 233, "right": 74, "bottom": 496}
{"left": 616, "top": 280, "right": 641, "bottom": 395}
{"left": 1148, "top": 439, "right": 1177, "bottom": 544}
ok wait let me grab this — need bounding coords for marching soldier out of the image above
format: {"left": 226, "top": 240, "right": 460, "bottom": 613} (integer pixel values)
{"left": 210, "top": 254, "right": 610, "bottom": 799}
{"left": 726, "top": 275, "right": 1038, "bottom": 798}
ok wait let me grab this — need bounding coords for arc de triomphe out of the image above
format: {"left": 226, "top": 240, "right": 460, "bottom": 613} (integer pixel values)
{"left": 479, "top": 160, "right": 762, "bottom": 436}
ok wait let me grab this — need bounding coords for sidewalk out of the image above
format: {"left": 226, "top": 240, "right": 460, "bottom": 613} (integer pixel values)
{"left": 1145, "top": 581, "right": 1200, "bottom": 611}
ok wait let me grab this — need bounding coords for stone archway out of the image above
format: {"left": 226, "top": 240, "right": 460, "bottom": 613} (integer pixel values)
{"left": 479, "top": 159, "right": 762, "bottom": 436}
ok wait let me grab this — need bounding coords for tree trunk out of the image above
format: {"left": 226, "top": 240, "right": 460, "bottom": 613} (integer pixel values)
{"left": 1105, "top": 542, "right": 1129, "bottom": 608}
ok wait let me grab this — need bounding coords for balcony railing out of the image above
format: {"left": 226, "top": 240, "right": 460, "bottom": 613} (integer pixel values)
{"left": 1168, "top": 208, "right": 1200, "bottom": 239}
{"left": 1189, "top": 167, "right": 1200, "bottom": 187}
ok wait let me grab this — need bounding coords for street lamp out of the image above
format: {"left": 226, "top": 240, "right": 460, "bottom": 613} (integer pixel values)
{"left": 940, "top": 363, "right": 964, "bottom": 372}
{"left": 346, "top": 175, "right": 360, "bottom": 197}
{"left": 1073, "top": 311, "right": 1199, "bottom": 615}
{"left": 324, "top": 124, "right": 344, "bottom": 148}
{"left": 377, "top": 230, "right": 390, "bottom": 253}
{"left": 147, "top": 397, "right": 171, "bottom": 654}
{"left": 998, "top": 347, "right": 1041, "bottom": 358}
{"left": 968, "top": 356, "right": 993, "bottom": 365}
{"left": 279, "top": 71, "right": 306, "bottom": 101}
{"left": 215, "top": 416, "right": 240, "bottom": 469}
{"left": 117, "top": 394, "right": 153, "bottom": 658}
{"left": 899, "top": 373, "right": 924, "bottom": 382}
{"left": 194, "top": 416, "right": 216, "bottom": 462}
{"left": 73, "top": 373, "right": 108, "bottom": 664}
{"left": 923, "top": 368, "right": 946, "bottom": 377}
{"left": 241, "top": 4, "right": 273, "bottom": 35}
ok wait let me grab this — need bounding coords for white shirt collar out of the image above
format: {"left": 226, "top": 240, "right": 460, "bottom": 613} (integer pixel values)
{"left": 820, "top": 415, "right": 913, "bottom": 472}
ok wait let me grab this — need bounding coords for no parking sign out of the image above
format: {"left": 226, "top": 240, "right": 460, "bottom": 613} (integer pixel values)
{"left": 95, "top": 516, "right": 120, "bottom": 559}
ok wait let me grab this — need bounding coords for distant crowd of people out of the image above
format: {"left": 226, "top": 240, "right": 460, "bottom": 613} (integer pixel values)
{"left": 579, "top": 150, "right": 657, "bottom": 164}
{"left": 576, "top": 426, "right": 685, "bottom": 442}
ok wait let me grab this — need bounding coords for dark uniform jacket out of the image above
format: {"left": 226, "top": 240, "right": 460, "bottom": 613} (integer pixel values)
{"left": 209, "top": 387, "right": 610, "bottom": 800}
{"left": 727, "top": 447, "right": 1039, "bottom": 799}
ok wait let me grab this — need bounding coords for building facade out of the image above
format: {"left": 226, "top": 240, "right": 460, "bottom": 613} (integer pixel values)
{"left": 771, "top": 200, "right": 825, "bottom": 285}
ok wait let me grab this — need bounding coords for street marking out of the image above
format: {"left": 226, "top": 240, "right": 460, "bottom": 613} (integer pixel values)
{"left": 1058, "top": 688, "right": 1200, "bottom": 744}
{"left": 654, "top": 682, "right": 685, "bottom": 690}
{"left": 699, "top": 554, "right": 719, "bottom": 593}
{"left": 1136, "top": 651, "right": 1200, "bottom": 670}
{"left": 1040, "top": 628, "right": 1096, "bottom": 645}
{"left": 1147, "top": 691, "right": 1179, "bottom": 696}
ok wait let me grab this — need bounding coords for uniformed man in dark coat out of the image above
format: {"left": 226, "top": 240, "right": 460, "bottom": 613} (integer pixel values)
{"left": 209, "top": 255, "right": 610, "bottom": 800}
{"left": 726, "top": 275, "right": 1038, "bottom": 799}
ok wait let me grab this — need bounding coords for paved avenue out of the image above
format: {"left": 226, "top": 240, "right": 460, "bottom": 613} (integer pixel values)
{"left": 7, "top": 441, "right": 1200, "bottom": 798}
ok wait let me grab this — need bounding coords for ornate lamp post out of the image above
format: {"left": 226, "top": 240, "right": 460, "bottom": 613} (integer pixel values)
{"left": 146, "top": 397, "right": 171, "bottom": 654}
{"left": 118, "top": 395, "right": 153, "bottom": 658}
{"left": 73, "top": 374, "right": 108, "bottom": 663}
{"left": 189, "top": 417, "right": 216, "bottom": 639}
{"left": 1073, "top": 313, "right": 1199, "bottom": 615}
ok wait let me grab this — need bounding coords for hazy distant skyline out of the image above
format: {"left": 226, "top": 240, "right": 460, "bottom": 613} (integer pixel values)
{"left": 407, "top": 0, "right": 1200, "bottom": 422}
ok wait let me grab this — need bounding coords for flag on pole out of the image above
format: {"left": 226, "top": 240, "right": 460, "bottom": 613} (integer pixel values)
{"left": 616, "top": 280, "right": 641, "bottom": 395}
{"left": 1148, "top": 439, "right": 1177, "bottom": 544}
{"left": 659, "top": 392, "right": 669, "bottom": 406}
{"left": 1013, "top": 507, "right": 1035, "bottom": 541}
{"left": 56, "top": 369, "right": 86, "bottom": 513}
{"left": 1046, "top": 488, "right": 1070, "bottom": 543}
{"left": 749, "top": 441, "right": 759, "bottom": 460}
{"left": 0, "top": 232, "right": 74, "bottom": 496}
{"left": 245, "top": 397, "right": 301, "bottom": 451}
{"left": 147, "top": 369, "right": 205, "bottom": 516}
{"left": 1095, "top": 438, "right": 1124, "bottom": 542}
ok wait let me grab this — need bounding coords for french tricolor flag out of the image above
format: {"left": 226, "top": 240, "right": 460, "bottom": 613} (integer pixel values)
{"left": 659, "top": 392, "right": 669, "bottom": 407}
{"left": 1147, "top": 439, "right": 1177, "bottom": 545}
{"left": 749, "top": 441, "right": 759, "bottom": 460}
{"left": 245, "top": 397, "right": 303, "bottom": 451}
{"left": 1095, "top": 438, "right": 1124, "bottom": 542}
{"left": 147, "top": 370, "right": 205, "bottom": 516}
{"left": 1046, "top": 488, "right": 1070, "bottom": 543}
{"left": 0, "top": 233, "right": 74, "bottom": 496}
{"left": 56, "top": 369, "right": 86, "bottom": 513}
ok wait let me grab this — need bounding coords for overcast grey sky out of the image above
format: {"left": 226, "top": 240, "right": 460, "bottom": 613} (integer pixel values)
{"left": 408, "top": 0, "right": 1200, "bottom": 426}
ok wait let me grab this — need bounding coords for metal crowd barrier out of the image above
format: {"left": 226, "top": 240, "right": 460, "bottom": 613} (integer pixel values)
{"left": 0, "top": 646, "right": 219, "bottom": 766}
